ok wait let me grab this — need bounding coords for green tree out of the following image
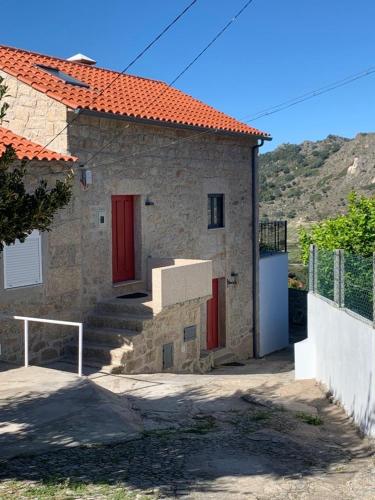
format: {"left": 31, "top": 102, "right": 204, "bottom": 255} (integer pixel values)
{"left": 299, "top": 192, "right": 375, "bottom": 265}
{"left": 0, "top": 76, "right": 73, "bottom": 251}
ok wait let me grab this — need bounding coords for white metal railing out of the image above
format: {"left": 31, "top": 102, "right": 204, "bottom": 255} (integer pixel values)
{"left": 2, "top": 315, "right": 83, "bottom": 376}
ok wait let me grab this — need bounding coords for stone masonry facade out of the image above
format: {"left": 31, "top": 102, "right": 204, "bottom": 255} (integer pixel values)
{"left": 0, "top": 71, "right": 258, "bottom": 372}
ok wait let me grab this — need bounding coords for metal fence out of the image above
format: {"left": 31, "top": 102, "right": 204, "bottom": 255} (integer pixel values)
{"left": 259, "top": 221, "right": 287, "bottom": 255}
{"left": 309, "top": 245, "right": 374, "bottom": 323}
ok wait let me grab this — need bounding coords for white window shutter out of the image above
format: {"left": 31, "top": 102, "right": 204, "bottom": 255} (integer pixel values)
{"left": 4, "top": 230, "right": 43, "bottom": 289}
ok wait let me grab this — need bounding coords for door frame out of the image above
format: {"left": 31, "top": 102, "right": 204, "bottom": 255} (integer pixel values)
{"left": 206, "top": 277, "right": 226, "bottom": 350}
{"left": 111, "top": 195, "right": 135, "bottom": 283}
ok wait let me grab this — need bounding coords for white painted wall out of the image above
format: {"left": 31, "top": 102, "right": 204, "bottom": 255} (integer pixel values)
{"left": 259, "top": 253, "right": 289, "bottom": 356}
{"left": 295, "top": 293, "right": 375, "bottom": 437}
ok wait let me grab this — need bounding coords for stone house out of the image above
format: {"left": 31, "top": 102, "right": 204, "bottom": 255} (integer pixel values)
{"left": 0, "top": 45, "right": 270, "bottom": 373}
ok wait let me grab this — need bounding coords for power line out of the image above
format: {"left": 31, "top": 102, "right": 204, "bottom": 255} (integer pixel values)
{"left": 91, "top": 63, "right": 375, "bottom": 170}
{"left": 244, "top": 65, "right": 375, "bottom": 122}
{"left": 34, "top": 0, "right": 199, "bottom": 156}
{"left": 83, "top": 0, "right": 256, "bottom": 167}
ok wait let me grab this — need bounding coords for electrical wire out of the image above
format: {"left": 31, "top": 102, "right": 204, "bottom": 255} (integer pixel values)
{"left": 90, "top": 63, "right": 375, "bottom": 169}
{"left": 34, "top": 0, "right": 199, "bottom": 157}
{"left": 83, "top": 0, "right": 256, "bottom": 167}
{"left": 244, "top": 65, "right": 375, "bottom": 122}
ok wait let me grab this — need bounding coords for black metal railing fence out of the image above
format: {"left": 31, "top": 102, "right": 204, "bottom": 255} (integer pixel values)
{"left": 259, "top": 220, "right": 287, "bottom": 255}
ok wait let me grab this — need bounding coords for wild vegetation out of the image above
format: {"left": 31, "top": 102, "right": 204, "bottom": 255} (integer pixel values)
{"left": 259, "top": 133, "right": 375, "bottom": 287}
{"left": 298, "top": 193, "right": 374, "bottom": 319}
{"left": 259, "top": 133, "right": 375, "bottom": 223}
{"left": 299, "top": 192, "right": 375, "bottom": 263}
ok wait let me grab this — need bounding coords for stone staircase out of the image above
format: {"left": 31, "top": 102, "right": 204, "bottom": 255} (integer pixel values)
{"left": 64, "top": 280, "right": 234, "bottom": 374}
{"left": 65, "top": 288, "right": 156, "bottom": 373}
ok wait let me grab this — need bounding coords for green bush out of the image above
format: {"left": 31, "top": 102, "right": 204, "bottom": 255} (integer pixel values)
{"left": 299, "top": 192, "right": 375, "bottom": 264}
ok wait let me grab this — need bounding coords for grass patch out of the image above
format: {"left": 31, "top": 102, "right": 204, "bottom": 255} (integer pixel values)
{"left": 251, "top": 411, "right": 271, "bottom": 422}
{"left": 295, "top": 412, "right": 323, "bottom": 426}
{"left": 141, "top": 416, "right": 217, "bottom": 438}
{"left": 1, "top": 479, "right": 148, "bottom": 500}
{"left": 186, "top": 415, "right": 216, "bottom": 434}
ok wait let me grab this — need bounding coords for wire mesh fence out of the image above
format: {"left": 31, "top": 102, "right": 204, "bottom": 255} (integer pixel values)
{"left": 344, "top": 253, "right": 373, "bottom": 321}
{"left": 310, "top": 245, "right": 374, "bottom": 323}
{"left": 316, "top": 249, "right": 335, "bottom": 302}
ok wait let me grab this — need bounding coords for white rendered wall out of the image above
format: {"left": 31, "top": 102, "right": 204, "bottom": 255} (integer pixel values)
{"left": 295, "top": 293, "right": 375, "bottom": 437}
{"left": 259, "top": 253, "right": 289, "bottom": 356}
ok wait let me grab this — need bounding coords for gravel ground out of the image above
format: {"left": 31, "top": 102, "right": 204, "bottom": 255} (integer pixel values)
{"left": 1, "top": 351, "right": 374, "bottom": 499}
{"left": 0, "top": 399, "right": 374, "bottom": 499}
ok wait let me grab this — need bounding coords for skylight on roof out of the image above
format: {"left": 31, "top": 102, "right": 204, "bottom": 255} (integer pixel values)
{"left": 36, "top": 64, "right": 89, "bottom": 88}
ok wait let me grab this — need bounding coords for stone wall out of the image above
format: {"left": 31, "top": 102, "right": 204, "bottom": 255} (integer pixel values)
{"left": 0, "top": 71, "right": 68, "bottom": 155}
{"left": 0, "top": 86, "right": 259, "bottom": 368}
{"left": 67, "top": 112, "right": 257, "bottom": 360}
{"left": 126, "top": 298, "right": 210, "bottom": 374}
{"left": 0, "top": 160, "right": 81, "bottom": 364}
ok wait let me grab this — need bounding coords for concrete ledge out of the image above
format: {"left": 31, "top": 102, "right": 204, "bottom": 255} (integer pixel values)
{"left": 150, "top": 258, "right": 212, "bottom": 313}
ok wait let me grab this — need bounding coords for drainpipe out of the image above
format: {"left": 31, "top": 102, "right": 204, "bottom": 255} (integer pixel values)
{"left": 251, "top": 138, "right": 265, "bottom": 358}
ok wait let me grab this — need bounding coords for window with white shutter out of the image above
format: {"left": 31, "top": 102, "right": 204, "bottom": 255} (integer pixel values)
{"left": 3, "top": 230, "right": 43, "bottom": 289}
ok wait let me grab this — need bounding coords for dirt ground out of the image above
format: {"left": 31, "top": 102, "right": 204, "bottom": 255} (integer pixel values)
{"left": 0, "top": 349, "right": 374, "bottom": 499}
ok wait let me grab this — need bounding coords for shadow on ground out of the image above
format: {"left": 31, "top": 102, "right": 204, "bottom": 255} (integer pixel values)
{"left": 0, "top": 353, "right": 373, "bottom": 498}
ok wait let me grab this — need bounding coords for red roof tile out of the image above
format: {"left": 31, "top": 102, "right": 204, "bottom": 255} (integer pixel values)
{"left": 0, "top": 126, "right": 77, "bottom": 161}
{"left": 0, "top": 45, "right": 270, "bottom": 138}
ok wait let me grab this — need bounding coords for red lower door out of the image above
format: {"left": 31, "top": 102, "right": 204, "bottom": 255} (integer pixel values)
{"left": 207, "top": 278, "right": 219, "bottom": 350}
{"left": 112, "top": 195, "right": 135, "bottom": 282}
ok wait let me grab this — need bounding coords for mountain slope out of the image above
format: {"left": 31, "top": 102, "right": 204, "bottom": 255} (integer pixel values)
{"left": 259, "top": 133, "right": 375, "bottom": 222}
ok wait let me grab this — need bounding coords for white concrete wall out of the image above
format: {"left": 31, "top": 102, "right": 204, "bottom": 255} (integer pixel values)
{"left": 259, "top": 253, "right": 289, "bottom": 356}
{"left": 295, "top": 293, "right": 375, "bottom": 437}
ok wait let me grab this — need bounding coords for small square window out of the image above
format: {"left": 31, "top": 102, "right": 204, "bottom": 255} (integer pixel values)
{"left": 208, "top": 194, "right": 224, "bottom": 229}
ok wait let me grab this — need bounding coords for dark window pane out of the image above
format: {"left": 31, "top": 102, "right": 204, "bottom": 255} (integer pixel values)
{"left": 208, "top": 194, "right": 224, "bottom": 229}
{"left": 36, "top": 64, "right": 90, "bottom": 88}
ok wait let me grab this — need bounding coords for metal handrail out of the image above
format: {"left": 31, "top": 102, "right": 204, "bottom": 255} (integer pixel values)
{"left": 1, "top": 315, "right": 83, "bottom": 376}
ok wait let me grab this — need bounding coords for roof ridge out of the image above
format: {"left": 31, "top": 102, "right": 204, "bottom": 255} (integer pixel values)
{"left": 0, "top": 44, "right": 270, "bottom": 138}
{"left": 0, "top": 44, "right": 165, "bottom": 85}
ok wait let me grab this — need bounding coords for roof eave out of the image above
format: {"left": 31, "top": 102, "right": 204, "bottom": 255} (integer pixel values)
{"left": 74, "top": 108, "right": 272, "bottom": 140}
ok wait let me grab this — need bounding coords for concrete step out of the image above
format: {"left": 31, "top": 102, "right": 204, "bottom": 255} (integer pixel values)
{"left": 212, "top": 349, "right": 237, "bottom": 367}
{"left": 83, "top": 326, "right": 140, "bottom": 347}
{"left": 96, "top": 294, "right": 154, "bottom": 316}
{"left": 111, "top": 280, "right": 146, "bottom": 296}
{"left": 66, "top": 341, "right": 131, "bottom": 366}
{"left": 86, "top": 312, "right": 153, "bottom": 332}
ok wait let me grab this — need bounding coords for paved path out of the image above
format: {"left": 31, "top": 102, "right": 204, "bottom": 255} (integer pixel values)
{"left": 0, "top": 350, "right": 374, "bottom": 498}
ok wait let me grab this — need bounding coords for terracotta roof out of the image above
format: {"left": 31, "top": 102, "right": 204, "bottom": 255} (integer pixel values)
{"left": 0, "top": 126, "right": 77, "bottom": 161}
{"left": 0, "top": 45, "right": 270, "bottom": 138}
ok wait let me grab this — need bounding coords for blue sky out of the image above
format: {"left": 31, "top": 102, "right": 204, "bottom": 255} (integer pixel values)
{"left": 2, "top": 0, "right": 375, "bottom": 151}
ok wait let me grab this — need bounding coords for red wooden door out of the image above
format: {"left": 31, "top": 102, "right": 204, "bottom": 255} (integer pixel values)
{"left": 207, "top": 278, "right": 219, "bottom": 350}
{"left": 112, "top": 195, "right": 135, "bottom": 282}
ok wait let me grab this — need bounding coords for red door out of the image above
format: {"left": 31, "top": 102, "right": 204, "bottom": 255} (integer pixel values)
{"left": 112, "top": 195, "right": 135, "bottom": 282}
{"left": 207, "top": 278, "right": 219, "bottom": 350}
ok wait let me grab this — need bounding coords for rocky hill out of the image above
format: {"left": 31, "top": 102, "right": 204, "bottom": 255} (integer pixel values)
{"left": 259, "top": 133, "right": 375, "bottom": 223}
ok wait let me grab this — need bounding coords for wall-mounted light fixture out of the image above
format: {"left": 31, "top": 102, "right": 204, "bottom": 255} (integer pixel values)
{"left": 227, "top": 272, "right": 238, "bottom": 286}
{"left": 145, "top": 195, "right": 154, "bottom": 206}
{"left": 80, "top": 165, "right": 92, "bottom": 190}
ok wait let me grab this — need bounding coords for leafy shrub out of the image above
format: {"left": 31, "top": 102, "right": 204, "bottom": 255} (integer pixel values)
{"left": 299, "top": 192, "right": 375, "bottom": 264}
